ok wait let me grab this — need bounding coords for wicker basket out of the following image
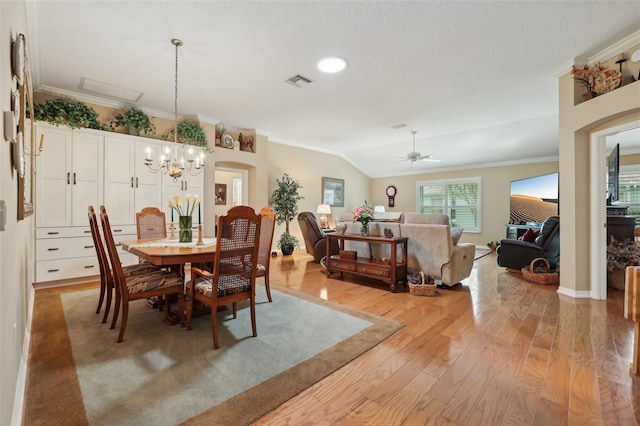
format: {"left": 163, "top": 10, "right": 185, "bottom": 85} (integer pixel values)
{"left": 407, "top": 271, "right": 437, "bottom": 296}
{"left": 521, "top": 258, "right": 559, "bottom": 285}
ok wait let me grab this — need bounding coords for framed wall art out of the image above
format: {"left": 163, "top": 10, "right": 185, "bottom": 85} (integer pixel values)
{"left": 322, "top": 177, "right": 344, "bottom": 207}
{"left": 215, "top": 183, "right": 227, "bottom": 205}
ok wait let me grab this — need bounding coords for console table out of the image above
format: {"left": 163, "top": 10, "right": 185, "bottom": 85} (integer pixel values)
{"left": 324, "top": 233, "right": 408, "bottom": 292}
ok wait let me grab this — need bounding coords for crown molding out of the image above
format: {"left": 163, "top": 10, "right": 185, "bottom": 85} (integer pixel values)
{"left": 37, "top": 85, "right": 176, "bottom": 120}
{"left": 552, "top": 29, "right": 640, "bottom": 77}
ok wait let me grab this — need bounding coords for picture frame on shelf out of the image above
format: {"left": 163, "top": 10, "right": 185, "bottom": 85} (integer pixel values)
{"left": 215, "top": 183, "right": 227, "bottom": 205}
{"left": 322, "top": 177, "right": 344, "bottom": 207}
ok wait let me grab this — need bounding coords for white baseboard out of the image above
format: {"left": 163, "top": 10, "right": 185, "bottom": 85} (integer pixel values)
{"left": 11, "top": 286, "right": 35, "bottom": 426}
{"left": 557, "top": 286, "right": 591, "bottom": 299}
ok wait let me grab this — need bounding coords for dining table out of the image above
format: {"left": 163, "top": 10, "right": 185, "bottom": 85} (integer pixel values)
{"left": 120, "top": 236, "right": 218, "bottom": 324}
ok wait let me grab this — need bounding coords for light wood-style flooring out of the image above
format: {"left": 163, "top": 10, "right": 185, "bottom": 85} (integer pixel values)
{"left": 27, "top": 250, "right": 637, "bottom": 425}
{"left": 254, "top": 250, "right": 638, "bottom": 425}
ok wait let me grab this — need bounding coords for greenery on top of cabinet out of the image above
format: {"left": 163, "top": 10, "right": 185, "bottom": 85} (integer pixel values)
{"left": 33, "top": 98, "right": 104, "bottom": 130}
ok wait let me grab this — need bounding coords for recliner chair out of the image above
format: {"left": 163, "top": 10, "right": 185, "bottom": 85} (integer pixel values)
{"left": 497, "top": 216, "right": 560, "bottom": 270}
{"left": 297, "top": 212, "right": 340, "bottom": 262}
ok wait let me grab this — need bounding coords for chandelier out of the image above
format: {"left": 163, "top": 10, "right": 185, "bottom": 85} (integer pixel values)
{"left": 144, "top": 38, "right": 205, "bottom": 180}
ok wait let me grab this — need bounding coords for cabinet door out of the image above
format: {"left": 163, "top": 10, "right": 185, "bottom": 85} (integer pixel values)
{"left": 36, "top": 126, "right": 72, "bottom": 227}
{"left": 71, "top": 132, "right": 103, "bottom": 226}
{"left": 104, "top": 136, "right": 135, "bottom": 225}
{"left": 134, "top": 140, "right": 163, "bottom": 214}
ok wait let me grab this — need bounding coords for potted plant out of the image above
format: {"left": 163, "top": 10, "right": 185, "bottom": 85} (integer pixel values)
{"left": 33, "top": 97, "right": 104, "bottom": 130}
{"left": 163, "top": 120, "right": 208, "bottom": 147}
{"left": 271, "top": 173, "right": 304, "bottom": 255}
{"left": 109, "top": 106, "right": 155, "bottom": 136}
{"left": 606, "top": 236, "right": 640, "bottom": 289}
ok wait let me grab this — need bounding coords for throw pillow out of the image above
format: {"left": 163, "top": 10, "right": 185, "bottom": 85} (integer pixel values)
{"left": 521, "top": 228, "right": 539, "bottom": 243}
{"left": 451, "top": 228, "right": 464, "bottom": 245}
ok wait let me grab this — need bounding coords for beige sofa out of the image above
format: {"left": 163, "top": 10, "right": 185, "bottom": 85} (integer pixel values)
{"left": 340, "top": 213, "right": 475, "bottom": 287}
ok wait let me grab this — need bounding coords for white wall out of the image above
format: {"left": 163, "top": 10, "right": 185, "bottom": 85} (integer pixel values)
{"left": 1, "top": 1, "right": 36, "bottom": 424}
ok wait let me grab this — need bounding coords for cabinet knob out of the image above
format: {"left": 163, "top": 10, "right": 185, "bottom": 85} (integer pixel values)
{"left": 84, "top": 245, "right": 94, "bottom": 249}
{"left": 47, "top": 247, "right": 59, "bottom": 251}
{"left": 84, "top": 265, "right": 95, "bottom": 269}
{"left": 47, "top": 269, "right": 60, "bottom": 273}
{"left": 47, "top": 231, "right": 59, "bottom": 235}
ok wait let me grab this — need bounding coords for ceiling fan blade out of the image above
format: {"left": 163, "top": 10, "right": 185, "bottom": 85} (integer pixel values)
{"left": 417, "top": 155, "right": 441, "bottom": 162}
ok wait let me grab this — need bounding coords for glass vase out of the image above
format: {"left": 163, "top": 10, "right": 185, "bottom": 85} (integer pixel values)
{"left": 179, "top": 215, "right": 193, "bottom": 243}
{"left": 361, "top": 222, "right": 369, "bottom": 236}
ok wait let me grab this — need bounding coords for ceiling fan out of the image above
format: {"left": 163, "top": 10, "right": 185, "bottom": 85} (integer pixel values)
{"left": 398, "top": 130, "right": 441, "bottom": 165}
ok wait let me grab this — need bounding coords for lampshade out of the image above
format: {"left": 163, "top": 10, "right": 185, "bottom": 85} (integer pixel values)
{"left": 317, "top": 204, "right": 332, "bottom": 215}
{"left": 316, "top": 204, "right": 331, "bottom": 229}
{"left": 374, "top": 205, "right": 386, "bottom": 213}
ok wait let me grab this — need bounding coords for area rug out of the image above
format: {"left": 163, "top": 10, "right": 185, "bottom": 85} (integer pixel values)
{"left": 34, "top": 286, "right": 402, "bottom": 425}
{"left": 474, "top": 246, "right": 494, "bottom": 260}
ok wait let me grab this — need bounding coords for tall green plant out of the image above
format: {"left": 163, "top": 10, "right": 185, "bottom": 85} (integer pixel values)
{"left": 271, "top": 173, "right": 304, "bottom": 234}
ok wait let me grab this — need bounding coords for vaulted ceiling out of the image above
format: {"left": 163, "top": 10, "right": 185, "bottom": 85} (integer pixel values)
{"left": 26, "top": 1, "right": 640, "bottom": 177}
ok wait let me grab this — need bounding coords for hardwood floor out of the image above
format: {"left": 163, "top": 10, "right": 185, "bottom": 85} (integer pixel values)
{"left": 253, "top": 250, "right": 639, "bottom": 425}
{"left": 26, "top": 250, "right": 638, "bottom": 425}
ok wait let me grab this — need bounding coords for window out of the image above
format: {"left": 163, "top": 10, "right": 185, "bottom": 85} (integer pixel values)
{"left": 619, "top": 164, "right": 640, "bottom": 216}
{"left": 416, "top": 177, "right": 482, "bottom": 232}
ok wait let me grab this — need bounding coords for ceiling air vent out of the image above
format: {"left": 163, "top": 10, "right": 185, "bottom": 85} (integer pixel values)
{"left": 285, "top": 74, "right": 314, "bottom": 88}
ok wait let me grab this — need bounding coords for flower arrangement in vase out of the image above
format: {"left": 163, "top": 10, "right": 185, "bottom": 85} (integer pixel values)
{"left": 606, "top": 236, "right": 640, "bottom": 289}
{"left": 168, "top": 194, "right": 200, "bottom": 242}
{"left": 353, "top": 201, "right": 375, "bottom": 236}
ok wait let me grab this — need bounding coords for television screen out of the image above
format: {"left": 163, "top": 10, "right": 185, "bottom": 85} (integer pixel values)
{"left": 510, "top": 172, "right": 559, "bottom": 225}
{"left": 607, "top": 144, "right": 619, "bottom": 204}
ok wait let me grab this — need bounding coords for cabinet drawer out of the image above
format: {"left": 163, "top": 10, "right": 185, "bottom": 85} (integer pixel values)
{"left": 328, "top": 258, "right": 356, "bottom": 272}
{"left": 357, "top": 264, "right": 390, "bottom": 278}
{"left": 36, "top": 236, "right": 97, "bottom": 261}
{"left": 37, "top": 227, "right": 93, "bottom": 239}
{"left": 36, "top": 257, "right": 100, "bottom": 282}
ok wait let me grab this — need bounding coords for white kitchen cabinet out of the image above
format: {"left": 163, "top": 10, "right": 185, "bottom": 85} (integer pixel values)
{"left": 36, "top": 125, "right": 103, "bottom": 228}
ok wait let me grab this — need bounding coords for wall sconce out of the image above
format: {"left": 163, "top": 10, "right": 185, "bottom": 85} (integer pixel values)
{"left": 317, "top": 204, "right": 331, "bottom": 229}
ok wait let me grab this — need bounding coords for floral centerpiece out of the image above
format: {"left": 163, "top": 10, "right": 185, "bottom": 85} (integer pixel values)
{"left": 353, "top": 201, "right": 375, "bottom": 236}
{"left": 168, "top": 194, "right": 200, "bottom": 242}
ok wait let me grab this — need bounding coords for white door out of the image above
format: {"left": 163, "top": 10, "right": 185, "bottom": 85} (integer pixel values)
{"left": 71, "top": 132, "right": 103, "bottom": 226}
{"left": 36, "top": 126, "right": 73, "bottom": 227}
{"left": 134, "top": 141, "right": 163, "bottom": 214}
{"left": 104, "top": 136, "right": 135, "bottom": 225}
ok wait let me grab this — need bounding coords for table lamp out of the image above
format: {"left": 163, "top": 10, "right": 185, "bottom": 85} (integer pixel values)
{"left": 317, "top": 204, "right": 331, "bottom": 229}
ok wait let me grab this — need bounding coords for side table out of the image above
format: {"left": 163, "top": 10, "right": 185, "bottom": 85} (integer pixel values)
{"left": 325, "top": 233, "right": 408, "bottom": 292}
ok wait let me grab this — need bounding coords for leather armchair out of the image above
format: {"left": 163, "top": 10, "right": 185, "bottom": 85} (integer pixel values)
{"left": 297, "top": 212, "right": 340, "bottom": 262}
{"left": 497, "top": 216, "right": 560, "bottom": 270}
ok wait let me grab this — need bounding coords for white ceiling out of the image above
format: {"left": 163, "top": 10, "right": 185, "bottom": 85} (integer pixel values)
{"left": 26, "top": 1, "right": 640, "bottom": 178}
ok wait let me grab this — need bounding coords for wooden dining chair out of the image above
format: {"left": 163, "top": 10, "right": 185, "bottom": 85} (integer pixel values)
{"left": 186, "top": 205, "right": 261, "bottom": 349}
{"left": 136, "top": 206, "right": 169, "bottom": 310}
{"left": 256, "top": 207, "right": 276, "bottom": 302}
{"left": 100, "top": 205, "right": 185, "bottom": 342}
{"left": 88, "top": 205, "right": 159, "bottom": 325}
{"left": 136, "top": 207, "right": 167, "bottom": 239}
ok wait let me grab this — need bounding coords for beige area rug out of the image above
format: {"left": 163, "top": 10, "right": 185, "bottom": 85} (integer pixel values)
{"left": 30, "top": 286, "right": 403, "bottom": 426}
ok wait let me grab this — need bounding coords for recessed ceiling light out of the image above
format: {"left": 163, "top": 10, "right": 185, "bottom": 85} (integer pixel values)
{"left": 318, "top": 57, "right": 348, "bottom": 73}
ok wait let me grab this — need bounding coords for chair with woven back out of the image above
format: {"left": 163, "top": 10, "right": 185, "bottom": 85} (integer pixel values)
{"left": 256, "top": 207, "right": 276, "bottom": 302}
{"left": 88, "top": 205, "right": 159, "bottom": 325}
{"left": 186, "top": 205, "right": 261, "bottom": 349}
{"left": 136, "top": 207, "right": 169, "bottom": 310}
{"left": 100, "top": 205, "right": 185, "bottom": 342}
{"left": 136, "top": 207, "right": 167, "bottom": 240}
